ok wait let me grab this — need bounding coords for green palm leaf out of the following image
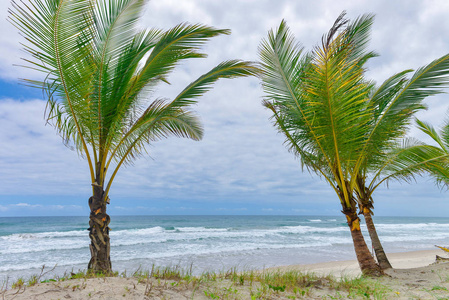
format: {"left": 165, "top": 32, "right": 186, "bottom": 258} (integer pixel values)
{"left": 369, "top": 140, "right": 448, "bottom": 190}
{"left": 415, "top": 118, "right": 449, "bottom": 187}
{"left": 416, "top": 119, "right": 447, "bottom": 151}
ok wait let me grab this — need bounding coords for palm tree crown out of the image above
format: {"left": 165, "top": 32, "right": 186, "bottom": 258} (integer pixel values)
{"left": 260, "top": 13, "right": 376, "bottom": 214}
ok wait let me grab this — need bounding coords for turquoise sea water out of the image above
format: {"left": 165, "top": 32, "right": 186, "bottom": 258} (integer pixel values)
{"left": 1, "top": 215, "right": 449, "bottom": 283}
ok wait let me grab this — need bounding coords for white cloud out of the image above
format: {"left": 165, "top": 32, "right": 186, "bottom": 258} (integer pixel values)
{"left": 15, "top": 203, "right": 37, "bottom": 207}
{"left": 0, "top": 203, "right": 84, "bottom": 213}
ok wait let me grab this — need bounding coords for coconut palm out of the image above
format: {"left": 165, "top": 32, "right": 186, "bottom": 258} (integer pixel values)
{"left": 259, "top": 12, "right": 449, "bottom": 275}
{"left": 260, "top": 13, "right": 382, "bottom": 275}
{"left": 10, "top": 0, "right": 258, "bottom": 273}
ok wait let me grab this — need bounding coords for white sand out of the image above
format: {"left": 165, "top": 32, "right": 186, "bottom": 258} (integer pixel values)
{"left": 269, "top": 249, "right": 442, "bottom": 278}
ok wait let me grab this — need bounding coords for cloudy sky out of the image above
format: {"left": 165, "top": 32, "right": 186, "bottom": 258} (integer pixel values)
{"left": 1, "top": 0, "right": 449, "bottom": 217}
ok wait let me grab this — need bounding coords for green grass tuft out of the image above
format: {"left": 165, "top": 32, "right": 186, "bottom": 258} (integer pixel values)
{"left": 1, "top": 264, "right": 398, "bottom": 299}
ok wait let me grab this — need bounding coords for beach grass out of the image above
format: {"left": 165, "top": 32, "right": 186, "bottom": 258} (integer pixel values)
{"left": 130, "top": 266, "right": 392, "bottom": 299}
{"left": 1, "top": 264, "right": 393, "bottom": 299}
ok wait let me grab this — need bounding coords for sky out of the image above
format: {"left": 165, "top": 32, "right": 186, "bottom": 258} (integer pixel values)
{"left": 1, "top": 0, "right": 449, "bottom": 217}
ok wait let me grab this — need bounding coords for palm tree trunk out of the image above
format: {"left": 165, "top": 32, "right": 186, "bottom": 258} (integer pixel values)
{"left": 343, "top": 204, "right": 382, "bottom": 276}
{"left": 355, "top": 179, "right": 392, "bottom": 270}
{"left": 87, "top": 182, "right": 111, "bottom": 273}
{"left": 363, "top": 210, "right": 392, "bottom": 269}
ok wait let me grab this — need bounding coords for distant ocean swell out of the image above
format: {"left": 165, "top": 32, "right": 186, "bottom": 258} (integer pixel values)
{"left": 1, "top": 216, "right": 449, "bottom": 281}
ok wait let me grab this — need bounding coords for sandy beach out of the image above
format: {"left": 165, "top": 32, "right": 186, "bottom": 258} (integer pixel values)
{"left": 2, "top": 249, "right": 449, "bottom": 299}
{"left": 270, "top": 249, "right": 444, "bottom": 278}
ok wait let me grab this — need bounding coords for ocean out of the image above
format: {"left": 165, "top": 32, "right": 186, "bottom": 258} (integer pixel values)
{"left": 1, "top": 215, "right": 449, "bottom": 283}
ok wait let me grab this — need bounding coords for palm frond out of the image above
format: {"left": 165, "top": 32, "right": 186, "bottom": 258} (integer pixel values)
{"left": 129, "top": 23, "right": 230, "bottom": 97}
{"left": 11, "top": 0, "right": 99, "bottom": 181}
{"left": 416, "top": 118, "right": 447, "bottom": 151}
{"left": 93, "top": 0, "right": 146, "bottom": 67}
{"left": 369, "top": 70, "right": 413, "bottom": 119}
{"left": 116, "top": 99, "right": 203, "bottom": 165}
{"left": 170, "top": 60, "right": 259, "bottom": 108}
{"left": 370, "top": 139, "right": 449, "bottom": 190}
{"left": 414, "top": 117, "right": 449, "bottom": 188}
{"left": 99, "top": 29, "right": 161, "bottom": 151}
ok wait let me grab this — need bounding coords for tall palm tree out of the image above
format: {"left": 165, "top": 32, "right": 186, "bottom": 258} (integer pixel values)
{"left": 259, "top": 12, "right": 449, "bottom": 275}
{"left": 10, "top": 0, "right": 258, "bottom": 273}
{"left": 260, "top": 13, "right": 382, "bottom": 275}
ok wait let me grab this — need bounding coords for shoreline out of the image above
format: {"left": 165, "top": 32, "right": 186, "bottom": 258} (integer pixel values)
{"left": 3, "top": 248, "right": 449, "bottom": 299}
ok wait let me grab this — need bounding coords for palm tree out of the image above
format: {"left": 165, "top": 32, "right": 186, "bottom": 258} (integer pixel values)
{"left": 10, "top": 0, "right": 258, "bottom": 273}
{"left": 260, "top": 13, "right": 382, "bottom": 275}
{"left": 259, "top": 12, "right": 449, "bottom": 275}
